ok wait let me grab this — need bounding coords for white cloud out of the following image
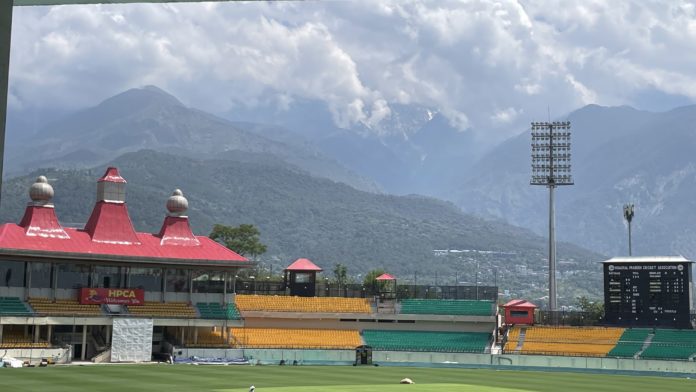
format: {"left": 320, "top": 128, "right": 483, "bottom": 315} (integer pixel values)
{"left": 8, "top": 0, "right": 696, "bottom": 140}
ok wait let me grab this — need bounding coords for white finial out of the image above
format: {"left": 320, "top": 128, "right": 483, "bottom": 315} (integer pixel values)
{"left": 166, "top": 189, "right": 188, "bottom": 216}
{"left": 29, "top": 175, "right": 54, "bottom": 205}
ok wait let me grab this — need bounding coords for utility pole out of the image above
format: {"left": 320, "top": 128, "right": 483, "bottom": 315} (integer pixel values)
{"left": 531, "top": 120, "right": 573, "bottom": 311}
{"left": 623, "top": 203, "right": 635, "bottom": 256}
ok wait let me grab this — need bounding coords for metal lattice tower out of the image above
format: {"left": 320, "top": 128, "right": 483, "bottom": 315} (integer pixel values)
{"left": 531, "top": 120, "right": 573, "bottom": 311}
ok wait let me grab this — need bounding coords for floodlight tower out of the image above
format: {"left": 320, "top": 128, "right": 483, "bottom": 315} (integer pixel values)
{"left": 623, "top": 203, "right": 635, "bottom": 256}
{"left": 531, "top": 121, "right": 573, "bottom": 311}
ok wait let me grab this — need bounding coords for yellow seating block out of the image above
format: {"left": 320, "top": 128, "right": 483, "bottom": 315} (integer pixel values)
{"left": 230, "top": 327, "right": 362, "bottom": 349}
{"left": 234, "top": 295, "right": 371, "bottom": 313}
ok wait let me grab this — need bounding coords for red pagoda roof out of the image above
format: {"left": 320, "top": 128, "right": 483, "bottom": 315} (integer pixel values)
{"left": 98, "top": 167, "right": 127, "bottom": 183}
{"left": 503, "top": 299, "right": 538, "bottom": 308}
{"left": 376, "top": 273, "right": 396, "bottom": 281}
{"left": 0, "top": 168, "right": 248, "bottom": 267}
{"left": 285, "top": 258, "right": 322, "bottom": 271}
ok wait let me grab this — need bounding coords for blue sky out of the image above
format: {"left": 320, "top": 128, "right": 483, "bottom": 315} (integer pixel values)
{"left": 8, "top": 1, "right": 696, "bottom": 140}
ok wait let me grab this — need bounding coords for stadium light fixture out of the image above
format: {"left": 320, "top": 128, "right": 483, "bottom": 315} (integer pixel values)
{"left": 530, "top": 120, "right": 573, "bottom": 312}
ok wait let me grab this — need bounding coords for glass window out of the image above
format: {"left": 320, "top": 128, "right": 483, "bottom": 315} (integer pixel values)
{"left": 57, "top": 264, "right": 90, "bottom": 289}
{"left": 166, "top": 269, "right": 189, "bottom": 293}
{"left": 0, "top": 261, "right": 25, "bottom": 287}
{"left": 94, "top": 266, "right": 123, "bottom": 288}
{"left": 28, "top": 262, "right": 51, "bottom": 288}
{"left": 129, "top": 267, "right": 162, "bottom": 291}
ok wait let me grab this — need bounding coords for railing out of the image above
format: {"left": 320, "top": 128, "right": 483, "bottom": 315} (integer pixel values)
{"left": 535, "top": 311, "right": 604, "bottom": 326}
{"left": 232, "top": 282, "right": 498, "bottom": 301}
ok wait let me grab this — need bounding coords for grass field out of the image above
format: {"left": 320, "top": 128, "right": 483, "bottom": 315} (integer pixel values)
{"left": 2, "top": 365, "right": 695, "bottom": 392}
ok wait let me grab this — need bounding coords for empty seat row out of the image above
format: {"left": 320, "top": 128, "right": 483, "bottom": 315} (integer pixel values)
{"left": 505, "top": 326, "right": 624, "bottom": 357}
{"left": 196, "top": 302, "right": 241, "bottom": 320}
{"left": 28, "top": 298, "right": 103, "bottom": 316}
{"left": 234, "top": 295, "right": 371, "bottom": 314}
{"left": 362, "top": 330, "right": 490, "bottom": 353}
{"left": 607, "top": 328, "right": 651, "bottom": 358}
{"left": 399, "top": 299, "right": 494, "bottom": 316}
{"left": 640, "top": 329, "right": 696, "bottom": 360}
{"left": 0, "top": 297, "right": 32, "bottom": 315}
{"left": 229, "top": 328, "right": 362, "bottom": 349}
{"left": 126, "top": 302, "right": 197, "bottom": 318}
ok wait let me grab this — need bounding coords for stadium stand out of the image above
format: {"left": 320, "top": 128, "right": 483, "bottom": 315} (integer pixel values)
{"left": 607, "top": 328, "right": 651, "bottom": 358}
{"left": 234, "top": 295, "right": 371, "bottom": 314}
{"left": 28, "top": 297, "right": 102, "bottom": 316}
{"left": 399, "top": 299, "right": 494, "bottom": 316}
{"left": 362, "top": 330, "right": 490, "bottom": 353}
{"left": 196, "top": 302, "right": 241, "bottom": 320}
{"left": 506, "top": 326, "right": 624, "bottom": 357}
{"left": 640, "top": 329, "right": 696, "bottom": 360}
{"left": 126, "top": 302, "right": 197, "bottom": 318}
{"left": 0, "top": 296, "right": 32, "bottom": 316}
{"left": 230, "top": 327, "right": 362, "bottom": 349}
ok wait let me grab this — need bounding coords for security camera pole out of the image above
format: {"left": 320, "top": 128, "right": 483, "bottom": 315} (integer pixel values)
{"left": 531, "top": 121, "right": 573, "bottom": 311}
{"left": 623, "top": 203, "right": 634, "bottom": 256}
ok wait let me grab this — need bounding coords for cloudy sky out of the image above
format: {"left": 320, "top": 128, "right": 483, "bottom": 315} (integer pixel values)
{"left": 8, "top": 0, "right": 696, "bottom": 139}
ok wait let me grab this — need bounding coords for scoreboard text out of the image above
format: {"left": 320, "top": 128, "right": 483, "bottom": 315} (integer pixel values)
{"left": 604, "top": 262, "right": 692, "bottom": 328}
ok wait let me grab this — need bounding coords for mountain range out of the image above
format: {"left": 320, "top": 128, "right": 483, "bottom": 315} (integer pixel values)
{"left": 15, "top": 86, "right": 696, "bottom": 303}
{"left": 452, "top": 104, "right": 696, "bottom": 262}
{"left": 0, "top": 150, "right": 603, "bottom": 305}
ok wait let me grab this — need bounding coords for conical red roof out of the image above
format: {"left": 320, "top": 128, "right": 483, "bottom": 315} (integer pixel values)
{"left": 285, "top": 258, "right": 322, "bottom": 271}
{"left": 376, "top": 273, "right": 396, "bottom": 281}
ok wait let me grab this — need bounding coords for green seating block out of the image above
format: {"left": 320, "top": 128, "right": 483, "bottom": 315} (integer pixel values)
{"left": 640, "top": 329, "right": 696, "bottom": 360}
{"left": 363, "top": 330, "right": 490, "bottom": 353}
{"left": 0, "top": 297, "right": 32, "bottom": 316}
{"left": 400, "top": 299, "right": 494, "bottom": 316}
{"left": 196, "top": 302, "right": 241, "bottom": 320}
{"left": 607, "top": 328, "right": 650, "bottom": 358}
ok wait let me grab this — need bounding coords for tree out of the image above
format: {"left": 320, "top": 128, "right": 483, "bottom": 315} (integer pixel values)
{"left": 333, "top": 263, "right": 348, "bottom": 287}
{"left": 576, "top": 296, "right": 604, "bottom": 322}
{"left": 209, "top": 223, "right": 267, "bottom": 260}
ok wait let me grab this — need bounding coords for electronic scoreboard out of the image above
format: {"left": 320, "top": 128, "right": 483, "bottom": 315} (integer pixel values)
{"left": 603, "top": 256, "right": 693, "bottom": 328}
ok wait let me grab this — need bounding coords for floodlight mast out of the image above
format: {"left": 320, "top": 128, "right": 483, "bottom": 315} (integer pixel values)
{"left": 530, "top": 121, "right": 573, "bottom": 312}
{"left": 623, "top": 203, "right": 634, "bottom": 256}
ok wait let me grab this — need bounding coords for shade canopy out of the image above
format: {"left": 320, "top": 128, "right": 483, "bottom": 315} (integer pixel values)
{"left": 375, "top": 273, "right": 396, "bottom": 281}
{"left": 284, "top": 258, "right": 322, "bottom": 272}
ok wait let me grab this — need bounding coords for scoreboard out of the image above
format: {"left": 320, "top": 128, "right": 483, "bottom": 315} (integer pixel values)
{"left": 603, "top": 257, "right": 693, "bottom": 328}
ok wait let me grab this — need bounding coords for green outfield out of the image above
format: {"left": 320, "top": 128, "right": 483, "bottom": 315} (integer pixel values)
{"left": 1, "top": 365, "right": 694, "bottom": 392}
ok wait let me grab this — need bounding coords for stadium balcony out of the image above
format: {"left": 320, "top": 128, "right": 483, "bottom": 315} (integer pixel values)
{"left": 504, "top": 326, "right": 624, "bottom": 357}
{"left": 28, "top": 297, "right": 103, "bottom": 316}
{"left": 234, "top": 295, "right": 372, "bottom": 314}
{"left": 398, "top": 299, "right": 495, "bottom": 316}
{"left": 229, "top": 327, "right": 362, "bottom": 349}
{"left": 362, "top": 330, "right": 491, "bottom": 353}
{"left": 125, "top": 301, "right": 197, "bottom": 318}
{"left": 640, "top": 329, "right": 696, "bottom": 360}
{"left": 0, "top": 296, "right": 33, "bottom": 316}
{"left": 196, "top": 302, "right": 241, "bottom": 320}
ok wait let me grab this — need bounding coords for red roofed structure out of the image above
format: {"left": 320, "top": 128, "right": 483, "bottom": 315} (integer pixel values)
{"left": 285, "top": 258, "right": 323, "bottom": 272}
{"left": 503, "top": 299, "right": 537, "bottom": 325}
{"left": 0, "top": 168, "right": 248, "bottom": 267}
{"left": 0, "top": 168, "right": 256, "bottom": 361}
{"left": 283, "top": 258, "right": 322, "bottom": 297}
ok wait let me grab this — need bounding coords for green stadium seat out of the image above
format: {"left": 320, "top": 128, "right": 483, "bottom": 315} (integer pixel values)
{"left": 362, "top": 330, "right": 490, "bottom": 353}
{"left": 640, "top": 329, "right": 696, "bottom": 360}
{"left": 0, "top": 297, "right": 33, "bottom": 316}
{"left": 196, "top": 302, "right": 241, "bottom": 320}
{"left": 607, "top": 328, "right": 650, "bottom": 358}
{"left": 399, "top": 299, "right": 494, "bottom": 316}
